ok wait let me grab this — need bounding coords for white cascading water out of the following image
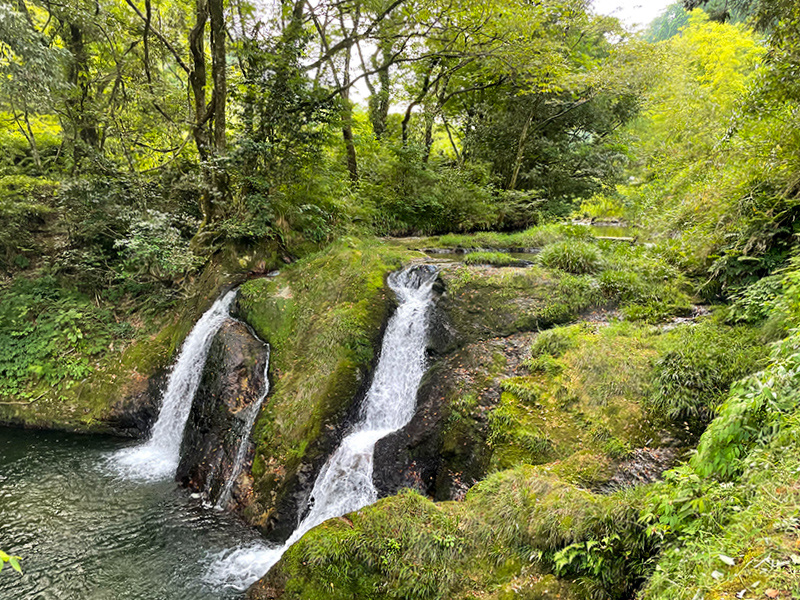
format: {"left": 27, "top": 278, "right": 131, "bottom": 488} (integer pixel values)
{"left": 214, "top": 347, "right": 271, "bottom": 510}
{"left": 110, "top": 290, "right": 239, "bottom": 481}
{"left": 203, "top": 265, "right": 439, "bottom": 590}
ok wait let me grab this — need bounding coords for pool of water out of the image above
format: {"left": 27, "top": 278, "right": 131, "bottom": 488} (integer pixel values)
{"left": 0, "top": 427, "right": 264, "bottom": 600}
{"left": 590, "top": 225, "right": 635, "bottom": 238}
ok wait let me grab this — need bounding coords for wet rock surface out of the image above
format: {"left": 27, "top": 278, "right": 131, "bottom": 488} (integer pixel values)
{"left": 176, "top": 319, "right": 269, "bottom": 506}
{"left": 374, "top": 329, "right": 536, "bottom": 501}
{"left": 103, "top": 371, "right": 165, "bottom": 437}
{"left": 597, "top": 447, "right": 680, "bottom": 493}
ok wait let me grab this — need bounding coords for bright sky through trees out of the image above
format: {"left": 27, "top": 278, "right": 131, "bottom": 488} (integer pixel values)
{"left": 593, "top": 0, "right": 675, "bottom": 28}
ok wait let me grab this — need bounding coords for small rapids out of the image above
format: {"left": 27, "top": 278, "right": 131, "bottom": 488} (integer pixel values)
{"left": 204, "top": 265, "right": 439, "bottom": 590}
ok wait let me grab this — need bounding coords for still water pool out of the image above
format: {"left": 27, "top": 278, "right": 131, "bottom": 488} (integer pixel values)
{"left": 0, "top": 427, "right": 264, "bottom": 600}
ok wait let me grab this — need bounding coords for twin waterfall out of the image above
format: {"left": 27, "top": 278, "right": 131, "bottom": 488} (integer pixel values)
{"left": 110, "top": 265, "right": 438, "bottom": 592}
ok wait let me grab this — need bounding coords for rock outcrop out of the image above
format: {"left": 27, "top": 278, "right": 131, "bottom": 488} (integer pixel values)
{"left": 176, "top": 319, "right": 269, "bottom": 507}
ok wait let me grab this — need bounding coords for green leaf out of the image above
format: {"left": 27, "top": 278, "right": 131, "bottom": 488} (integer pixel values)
{"left": 8, "top": 557, "right": 21, "bottom": 574}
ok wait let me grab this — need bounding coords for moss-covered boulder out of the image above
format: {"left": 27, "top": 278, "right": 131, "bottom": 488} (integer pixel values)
{"left": 252, "top": 466, "right": 655, "bottom": 600}
{"left": 176, "top": 319, "right": 269, "bottom": 505}
{"left": 435, "top": 263, "right": 605, "bottom": 344}
{"left": 236, "top": 238, "right": 418, "bottom": 539}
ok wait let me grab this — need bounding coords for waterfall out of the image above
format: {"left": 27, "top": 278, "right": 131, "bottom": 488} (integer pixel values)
{"left": 214, "top": 347, "right": 271, "bottom": 510}
{"left": 203, "top": 265, "right": 439, "bottom": 591}
{"left": 110, "top": 290, "right": 239, "bottom": 481}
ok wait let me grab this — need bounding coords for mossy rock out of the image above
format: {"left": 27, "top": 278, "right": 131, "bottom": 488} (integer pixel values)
{"left": 236, "top": 238, "right": 418, "bottom": 539}
{"left": 257, "top": 467, "right": 641, "bottom": 600}
{"left": 437, "top": 265, "right": 604, "bottom": 344}
{"left": 548, "top": 451, "right": 616, "bottom": 489}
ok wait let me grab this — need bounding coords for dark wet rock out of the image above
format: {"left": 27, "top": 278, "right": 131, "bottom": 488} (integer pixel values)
{"left": 374, "top": 332, "right": 535, "bottom": 501}
{"left": 103, "top": 371, "right": 165, "bottom": 437}
{"left": 661, "top": 305, "right": 712, "bottom": 332}
{"left": 176, "top": 319, "right": 269, "bottom": 506}
{"left": 597, "top": 447, "right": 679, "bottom": 493}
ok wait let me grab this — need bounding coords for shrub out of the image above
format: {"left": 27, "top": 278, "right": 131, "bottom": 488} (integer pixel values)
{"left": 0, "top": 275, "right": 130, "bottom": 398}
{"left": 538, "top": 240, "right": 604, "bottom": 274}
{"left": 598, "top": 269, "right": 646, "bottom": 302}
{"left": 649, "top": 321, "right": 767, "bottom": 428}
{"left": 530, "top": 326, "right": 583, "bottom": 358}
{"left": 438, "top": 223, "right": 593, "bottom": 251}
{"left": 0, "top": 175, "right": 58, "bottom": 271}
{"left": 115, "top": 210, "right": 201, "bottom": 282}
{"left": 621, "top": 287, "right": 694, "bottom": 324}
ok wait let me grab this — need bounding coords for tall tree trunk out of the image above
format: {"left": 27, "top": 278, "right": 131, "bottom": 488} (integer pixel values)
{"left": 342, "top": 101, "right": 358, "bottom": 181}
{"left": 209, "top": 0, "right": 226, "bottom": 153}
{"left": 311, "top": 6, "right": 359, "bottom": 181}
{"left": 208, "top": 0, "right": 228, "bottom": 217}
{"left": 369, "top": 40, "right": 392, "bottom": 139}
{"left": 189, "top": 0, "right": 213, "bottom": 228}
{"left": 189, "top": 0, "right": 210, "bottom": 161}
{"left": 339, "top": 10, "right": 358, "bottom": 182}
{"left": 12, "top": 109, "right": 41, "bottom": 170}
{"left": 423, "top": 111, "right": 434, "bottom": 162}
{"left": 63, "top": 21, "right": 99, "bottom": 167}
{"left": 509, "top": 112, "right": 534, "bottom": 191}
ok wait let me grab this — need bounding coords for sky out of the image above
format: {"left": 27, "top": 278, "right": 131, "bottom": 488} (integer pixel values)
{"left": 592, "top": 0, "right": 676, "bottom": 29}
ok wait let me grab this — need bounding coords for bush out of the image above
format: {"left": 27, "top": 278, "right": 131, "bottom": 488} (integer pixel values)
{"left": 0, "top": 275, "right": 130, "bottom": 398}
{"left": 530, "top": 325, "right": 583, "bottom": 358}
{"left": 649, "top": 321, "right": 767, "bottom": 428}
{"left": 438, "top": 223, "right": 593, "bottom": 250}
{"left": 0, "top": 175, "right": 58, "bottom": 271}
{"left": 538, "top": 240, "right": 604, "bottom": 274}
{"left": 726, "top": 274, "right": 783, "bottom": 324}
{"left": 359, "top": 145, "right": 494, "bottom": 235}
{"left": 598, "top": 269, "right": 646, "bottom": 302}
{"left": 115, "top": 210, "right": 201, "bottom": 282}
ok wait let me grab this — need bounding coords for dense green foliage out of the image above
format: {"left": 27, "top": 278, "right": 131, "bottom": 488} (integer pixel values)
{"left": 6, "top": 0, "right": 800, "bottom": 598}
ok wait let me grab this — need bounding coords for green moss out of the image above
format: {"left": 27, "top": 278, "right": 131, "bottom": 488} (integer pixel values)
{"left": 482, "top": 322, "right": 670, "bottom": 476}
{"left": 438, "top": 266, "right": 604, "bottom": 342}
{"left": 549, "top": 451, "right": 616, "bottom": 489}
{"left": 237, "top": 237, "right": 417, "bottom": 528}
{"left": 434, "top": 223, "right": 594, "bottom": 250}
{"left": 266, "top": 466, "right": 654, "bottom": 600}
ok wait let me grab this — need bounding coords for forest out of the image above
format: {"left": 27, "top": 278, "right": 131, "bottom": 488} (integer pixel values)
{"left": 1, "top": 0, "right": 800, "bottom": 598}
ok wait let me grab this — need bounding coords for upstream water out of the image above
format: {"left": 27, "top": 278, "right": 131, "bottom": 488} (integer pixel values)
{"left": 0, "top": 427, "right": 261, "bottom": 599}
{"left": 204, "top": 264, "right": 439, "bottom": 589}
